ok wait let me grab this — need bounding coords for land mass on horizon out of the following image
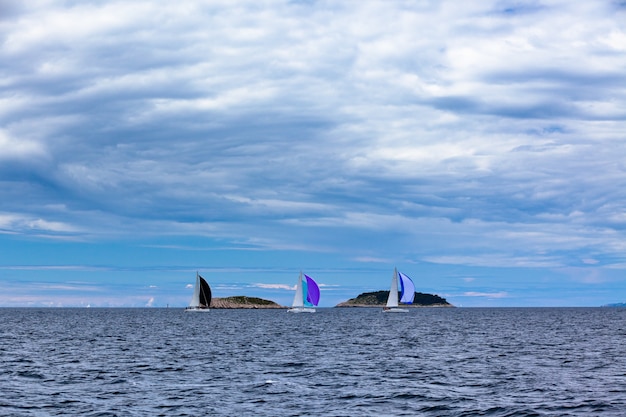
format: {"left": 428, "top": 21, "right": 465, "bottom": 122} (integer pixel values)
{"left": 210, "top": 296, "right": 285, "bottom": 309}
{"left": 336, "top": 290, "right": 453, "bottom": 307}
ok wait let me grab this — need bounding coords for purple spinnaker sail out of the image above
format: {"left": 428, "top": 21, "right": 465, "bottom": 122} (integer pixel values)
{"left": 304, "top": 275, "right": 320, "bottom": 306}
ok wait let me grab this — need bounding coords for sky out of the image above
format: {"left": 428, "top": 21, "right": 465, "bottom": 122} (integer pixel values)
{"left": 1, "top": 0, "right": 626, "bottom": 308}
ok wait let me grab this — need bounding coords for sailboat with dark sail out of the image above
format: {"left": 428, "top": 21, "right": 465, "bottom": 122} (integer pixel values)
{"left": 185, "top": 272, "right": 212, "bottom": 312}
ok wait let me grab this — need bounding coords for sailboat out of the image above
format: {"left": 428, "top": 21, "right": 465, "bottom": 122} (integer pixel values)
{"left": 287, "top": 272, "right": 320, "bottom": 313}
{"left": 185, "top": 272, "right": 212, "bottom": 312}
{"left": 383, "top": 268, "right": 415, "bottom": 313}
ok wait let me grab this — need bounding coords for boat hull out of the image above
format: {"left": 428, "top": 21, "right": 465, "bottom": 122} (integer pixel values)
{"left": 382, "top": 308, "right": 409, "bottom": 313}
{"left": 184, "top": 307, "right": 210, "bottom": 312}
{"left": 287, "top": 307, "right": 316, "bottom": 313}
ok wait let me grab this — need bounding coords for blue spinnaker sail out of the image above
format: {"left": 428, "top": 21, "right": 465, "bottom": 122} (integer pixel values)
{"left": 304, "top": 274, "right": 320, "bottom": 306}
{"left": 398, "top": 272, "right": 415, "bottom": 304}
{"left": 302, "top": 278, "right": 311, "bottom": 307}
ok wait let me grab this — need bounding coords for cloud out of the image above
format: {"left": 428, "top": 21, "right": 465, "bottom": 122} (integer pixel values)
{"left": 0, "top": 264, "right": 104, "bottom": 271}
{"left": 251, "top": 283, "right": 294, "bottom": 291}
{"left": 353, "top": 256, "right": 390, "bottom": 264}
{"left": 463, "top": 291, "right": 509, "bottom": 299}
{"left": 1, "top": 1, "right": 626, "bottom": 306}
{"left": 0, "top": 129, "right": 46, "bottom": 161}
{"left": 40, "top": 283, "right": 103, "bottom": 292}
{"left": 424, "top": 254, "right": 562, "bottom": 268}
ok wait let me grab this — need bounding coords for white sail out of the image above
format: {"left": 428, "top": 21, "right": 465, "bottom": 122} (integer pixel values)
{"left": 385, "top": 268, "right": 399, "bottom": 308}
{"left": 189, "top": 273, "right": 200, "bottom": 307}
{"left": 291, "top": 271, "right": 304, "bottom": 308}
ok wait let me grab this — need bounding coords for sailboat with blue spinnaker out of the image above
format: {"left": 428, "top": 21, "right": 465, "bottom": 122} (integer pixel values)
{"left": 383, "top": 268, "right": 415, "bottom": 313}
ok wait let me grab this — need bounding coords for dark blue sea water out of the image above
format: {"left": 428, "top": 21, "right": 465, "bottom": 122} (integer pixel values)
{"left": 1, "top": 307, "right": 625, "bottom": 416}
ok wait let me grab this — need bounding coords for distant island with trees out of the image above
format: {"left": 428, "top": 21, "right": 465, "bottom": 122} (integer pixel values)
{"left": 336, "top": 290, "right": 453, "bottom": 307}
{"left": 211, "top": 296, "right": 284, "bottom": 309}
{"left": 206, "top": 291, "right": 453, "bottom": 309}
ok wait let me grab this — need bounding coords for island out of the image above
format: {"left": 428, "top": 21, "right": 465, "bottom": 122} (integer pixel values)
{"left": 210, "top": 296, "right": 285, "bottom": 309}
{"left": 336, "top": 290, "right": 453, "bottom": 307}
{"left": 603, "top": 302, "right": 626, "bottom": 307}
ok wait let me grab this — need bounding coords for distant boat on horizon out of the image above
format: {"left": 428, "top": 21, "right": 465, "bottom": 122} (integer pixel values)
{"left": 287, "top": 272, "right": 320, "bottom": 313}
{"left": 185, "top": 272, "right": 212, "bottom": 312}
{"left": 383, "top": 268, "right": 415, "bottom": 313}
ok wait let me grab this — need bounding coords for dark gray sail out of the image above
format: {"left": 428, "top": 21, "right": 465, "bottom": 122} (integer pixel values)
{"left": 198, "top": 276, "right": 212, "bottom": 308}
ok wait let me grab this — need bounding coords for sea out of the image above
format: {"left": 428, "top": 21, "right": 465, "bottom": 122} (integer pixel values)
{"left": 1, "top": 307, "right": 625, "bottom": 416}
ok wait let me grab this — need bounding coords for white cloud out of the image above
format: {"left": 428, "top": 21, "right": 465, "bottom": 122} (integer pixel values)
{"left": 0, "top": 212, "right": 79, "bottom": 235}
{"left": 353, "top": 256, "right": 390, "bottom": 264}
{"left": 463, "top": 291, "right": 509, "bottom": 299}
{"left": 0, "top": 130, "right": 46, "bottom": 160}
{"left": 251, "top": 283, "right": 294, "bottom": 291}
{"left": 1, "top": 0, "right": 626, "bottom": 306}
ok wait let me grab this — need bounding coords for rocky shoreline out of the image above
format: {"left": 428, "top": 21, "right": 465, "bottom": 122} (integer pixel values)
{"left": 210, "top": 296, "right": 285, "bottom": 309}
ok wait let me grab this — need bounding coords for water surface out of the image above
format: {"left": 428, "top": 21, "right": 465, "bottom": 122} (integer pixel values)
{"left": 1, "top": 307, "right": 625, "bottom": 416}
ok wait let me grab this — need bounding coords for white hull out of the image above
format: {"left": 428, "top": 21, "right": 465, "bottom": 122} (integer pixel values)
{"left": 287, "top": 307, "right": 316, "bottom": 313}
{"left": 185, "top": 307, "right": 210, "bottom": 312}
{"left": 382, "top": 308, "right": 409, "bottom": 313}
